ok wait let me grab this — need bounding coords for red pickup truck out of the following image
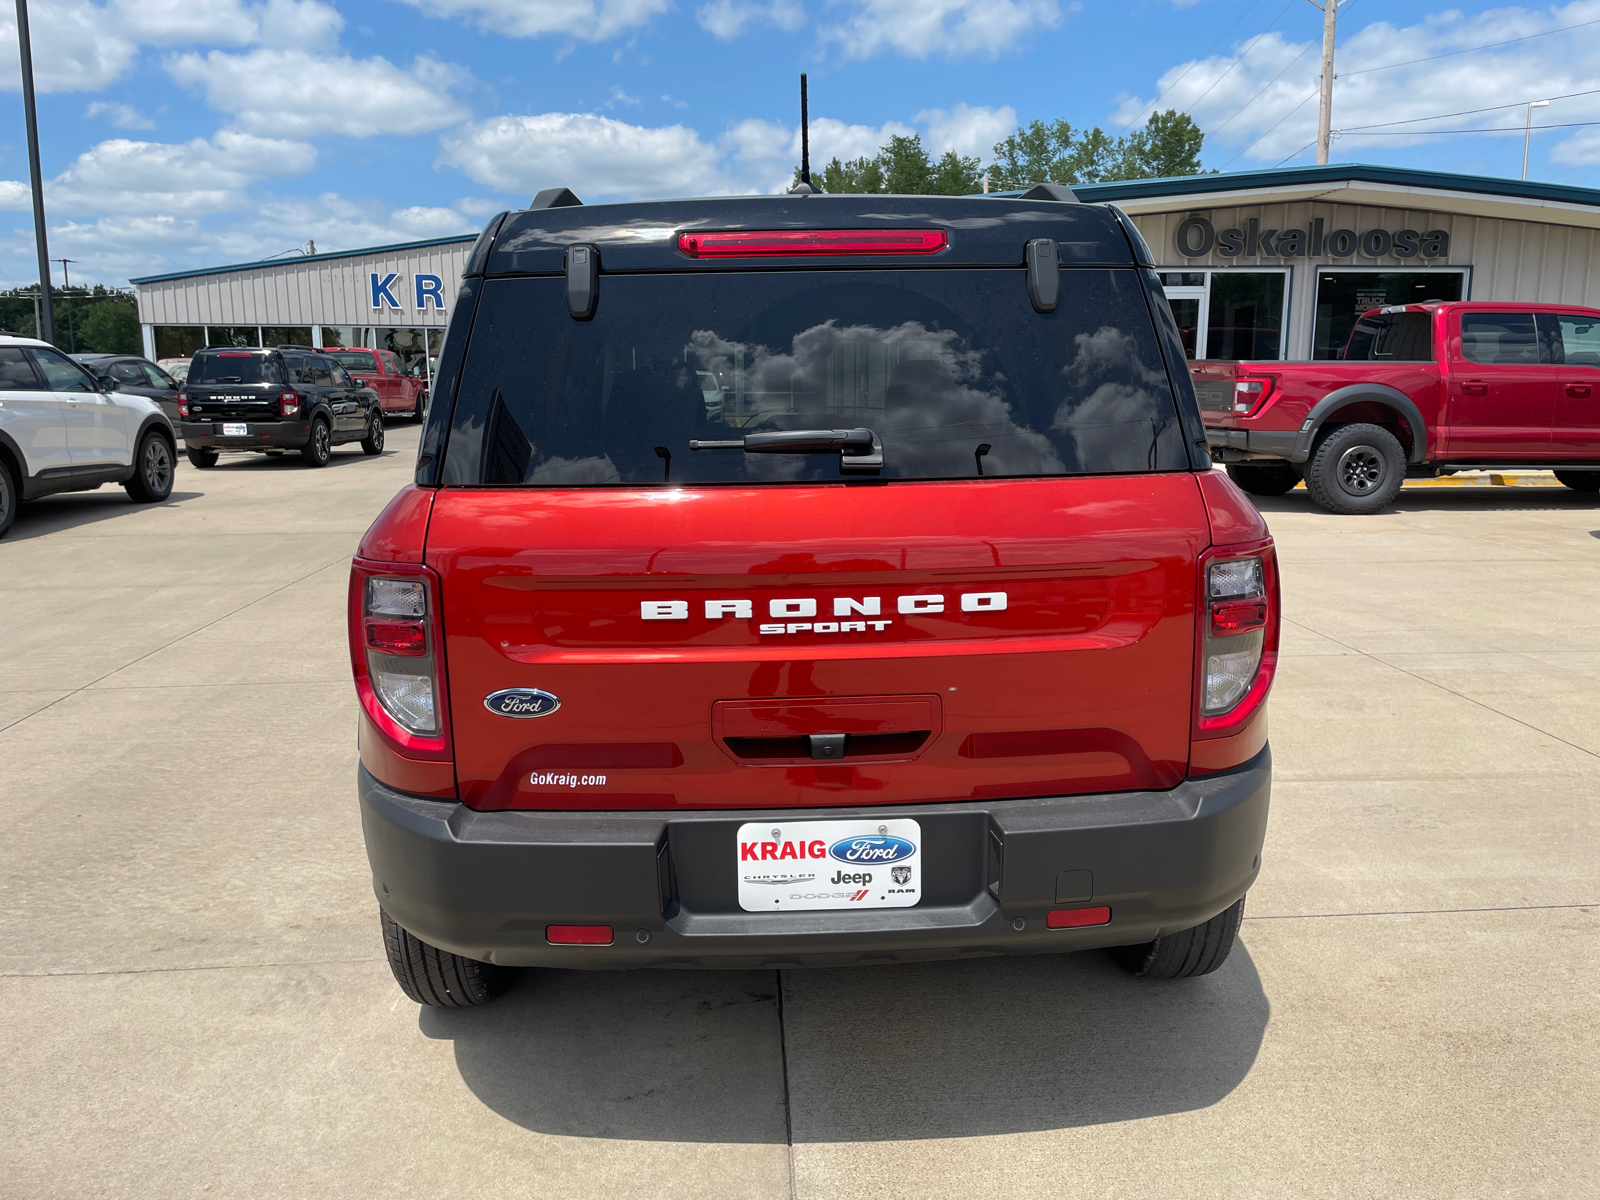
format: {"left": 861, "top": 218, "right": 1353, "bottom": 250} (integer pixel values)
{"left": 1195, "top": 301, "right": 1600, "bottom": 513}
{"left": 323, "top": 347, "right": 428, "bottom": 421}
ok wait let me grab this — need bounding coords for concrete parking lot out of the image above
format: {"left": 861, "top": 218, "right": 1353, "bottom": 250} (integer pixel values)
{"left": 2, "top": 427, "right": 1596, "bottom": 1199}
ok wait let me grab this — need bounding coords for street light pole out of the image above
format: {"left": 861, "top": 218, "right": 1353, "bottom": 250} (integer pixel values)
{"left": 14, "top": 0, "right": 54, "bottom": 344}
{"left": 1523, "top": 99, "right": 1550, "bottom": 180}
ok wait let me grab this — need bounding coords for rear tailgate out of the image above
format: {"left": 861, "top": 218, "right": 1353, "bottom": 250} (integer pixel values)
{"left": 430, "top": 474, "right": 1208, "bottom": 812}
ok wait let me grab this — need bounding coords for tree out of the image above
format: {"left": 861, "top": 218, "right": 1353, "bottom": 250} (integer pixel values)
{"left": 78, "top": 297, "right": 141, "bottom": 354}
{"left": 986, "top": 110, "right": 1208, "bottom": 189}
{"left": 798, "top": 133, "right": 983, "bottom": 196}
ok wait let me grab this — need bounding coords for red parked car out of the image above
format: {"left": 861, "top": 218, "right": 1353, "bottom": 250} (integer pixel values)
{"left": 350, "top": 189, "right": 1276, "bottom": 1006}
{"left": 323, "top": 347, "right": 428, "bottom": 421}
{"left": 1196, "top": 300, "right": 1600, "bottom": 513}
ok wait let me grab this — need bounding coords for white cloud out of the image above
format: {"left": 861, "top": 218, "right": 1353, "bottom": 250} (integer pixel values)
{"left": 166, "top": 50, "right": 471, "bottom": 138}
{"left": 0, "top": 0, "right": 344, "bottom": 93}
{"left": 388, "top": 0, "right": 670, "bottom": 41}
{"left": 918, "top": 103, "right": 1016, "bottom": 158}
{"left": 1118, "top": 2, "right": 1600, "bottom": 167}
{"left": 86, "top": 101, "right": 155, "bottom": 129}
{"left": 818, "top": 0, "right": 1060, "bottom": 60}
{"left": 607, "top": 85, "right": 642, "bottom": 108}
{"left": 47, "top": 130, "right": 317, "bottom": 216}
{"left": 696, "top": 0, "right": 806, "bottom": 39}
{"left": 0, "top": 180, "right": 30, "bottom": 209}
{"left": 720, "top": 114, "right": 918, "bottom": 192}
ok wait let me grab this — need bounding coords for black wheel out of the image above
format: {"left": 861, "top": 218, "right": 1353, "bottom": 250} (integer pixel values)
{"left": 124, "top": 431, "right": 175, "bottom": 503}
{"left": 301, "top": 418, "right": 331, "bottom": 467}
{"left": 1110, "top": 896, "right": 1245, "bottom": 980}
{"left": 1303, "top": 423, "right": 1406, "bottom": 515}
{"left": 186, "top": 447, "right": 218, "bottom": 468}
{"left": 361, "top": 412, "right": 385, "bottom": 455}
{"left": 412, "top": 389, "right": 427, "bottom": 423}
{"left": 1227, "top": 462, "right": 1301, "bottom": 497}
{"left": 381, "top": 908, "right": 515, "bottom": 1007}
{"left": 1553, "top": 469, "right": 1600, "bottom": 492}
{"left": 0, "top": 455, "right": 16, "bottom": 539}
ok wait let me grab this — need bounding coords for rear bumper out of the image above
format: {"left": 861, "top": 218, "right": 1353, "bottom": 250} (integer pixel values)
{"left": 1204, "top": 426, "right": 1304, "bottom": 463}
{"left": 177, "top": 420, "right": 311, "bottom": 450}
{"left": 359, "top": 748, "right": 1271, "bottom": 969}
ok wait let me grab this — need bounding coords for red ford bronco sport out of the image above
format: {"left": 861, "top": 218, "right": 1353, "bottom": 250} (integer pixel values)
{"left": 349, "top": 185, "right": 1277, "bottom": 1006}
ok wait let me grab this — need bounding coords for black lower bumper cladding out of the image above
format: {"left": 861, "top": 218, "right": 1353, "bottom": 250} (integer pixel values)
{"left": 359, "top": 749, "right": 1270, "bottom": 969}
{"left": 178, "top": 420, "right": 312, "bottom": 450}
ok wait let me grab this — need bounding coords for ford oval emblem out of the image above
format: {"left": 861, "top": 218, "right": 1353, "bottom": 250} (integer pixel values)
{"left": 484, "top": 688, "right": 561, "bottom": 718}
{"left": 829, "top": 835, "right": 916, "bottom": 865}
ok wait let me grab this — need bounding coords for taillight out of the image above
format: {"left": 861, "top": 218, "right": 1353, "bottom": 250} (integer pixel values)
{"left": 279, "top": 390, "right": 301, "bottom": 417}
{"left": 677, "top": 229, "right": 947, "bottom": 258}
{"left": 1195, "top": 540, "right": 1279, "bottom": 738}
{"left": 1233, "top": 377, "right": 1274, "bottom": 414}
{"left": 348, "top": 561, "right": 451, "bottom": 760}
{"left": 177, "top": 390, "right": 189, "bottom": 417}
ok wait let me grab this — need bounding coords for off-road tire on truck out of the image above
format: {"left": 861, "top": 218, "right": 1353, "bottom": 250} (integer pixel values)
{"left": 186, "top": 447, "right": 218, "bottom": 469}
{"left": 1303, "top": 423, "right": 1406, "bottom": 515}
{"left": 301, "top": 418, "right": 332, "bottom": 468}
{"left": 380, "top": 908, "right": 515, "bottom": 1006}
{"left": 1226, "top": 462, "right": 1301, "bottom": 496}
{"left": 1554, "top": 469, "right": 1600, "bottom": 492}
{"left": 1110, "top": 896, "right": 1245, "bottom": 979}
{"left": 124, "top": 431, "right": 175, "bottom": 503}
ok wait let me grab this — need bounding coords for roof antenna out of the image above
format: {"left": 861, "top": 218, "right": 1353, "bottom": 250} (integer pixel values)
{"left": 790, "top": 73, "right": 814, "bottom": 195}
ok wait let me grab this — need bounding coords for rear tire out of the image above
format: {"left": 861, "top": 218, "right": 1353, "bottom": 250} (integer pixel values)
{"left": 301, "top": 418, "right": 331, "bottom": 467}
{"left": 1226, "top": 462, "right": 1301, "bottom": 496}
{"left": 124, "top": 431, "right": 175, "bottom": 503}
{"left": 1303, "top": 423, "right": 1406, "bottom": 514}
{"left": 0, "top": 455, "right": 16, "bottom": 539}
{"left": 380, "top": 908, "right": 515, "bottom": 1007}
{"left": 186, "top": 447, "right": 218, "bottom": 468}
{"left": 412, "top": 390, "right": 427, "bottom": 423}
{"left": 1110, "top": 896, "right": 1245, "bottom": 980}
{"left": 361, "top": 412, "right": 385, "bottom": 455}
{"left": 1553, "top": 469, "right": 1600, "bottom": 492}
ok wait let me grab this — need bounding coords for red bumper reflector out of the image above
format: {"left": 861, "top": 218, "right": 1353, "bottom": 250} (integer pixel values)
{"left": 678, "top": 229, "right": 947, "bottom": 258}
{"left": 365, "top": 621, "right": 426, "bottom": 655}
{"left": 1046, "top": 906, "right": 1112, "bottom": 929}
{"left": 1210, "top": 599, "right": 1268, "bottom": 635}
{"left": 546, "top": 924, "right": 614, "bottom": 945}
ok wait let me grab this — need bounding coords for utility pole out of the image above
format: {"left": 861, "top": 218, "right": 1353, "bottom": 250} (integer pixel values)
{"left": 15, "top": 0, "right": 54, "bottom": 344}
{"left": 54, "top": 258, "right": 76, "bottom": 352}
{"left": 1307, "top": 0, "right": 1347, "bottom": 166}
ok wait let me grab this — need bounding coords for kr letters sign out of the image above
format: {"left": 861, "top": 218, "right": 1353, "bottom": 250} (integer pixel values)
{"left": 1176, "top": 216, "right": 1451, "bottom": 260}
{"left": 370, "top": 272, "right": 447, "bottom": 312}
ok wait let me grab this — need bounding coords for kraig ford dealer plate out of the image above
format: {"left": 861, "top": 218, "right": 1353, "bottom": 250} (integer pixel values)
{"left": 736, "top": 819, "right": 921, "bottom": 912}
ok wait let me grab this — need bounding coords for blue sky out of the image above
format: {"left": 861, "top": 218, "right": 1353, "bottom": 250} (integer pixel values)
{"left": 3, "top": 0, "right": 1600, "bottom": 286}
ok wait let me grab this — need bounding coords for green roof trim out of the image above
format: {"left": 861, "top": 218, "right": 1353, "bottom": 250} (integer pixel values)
{"left": 129, "top": 232, "right": 478, "bottom": 286}
{"left": 1063, "top": 163, "right": 1600, "bottom": 209}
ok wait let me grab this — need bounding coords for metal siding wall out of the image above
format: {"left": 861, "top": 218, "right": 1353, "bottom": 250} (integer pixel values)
{"left": 1132, "top": 201, "right": 1600, "bottom": 360}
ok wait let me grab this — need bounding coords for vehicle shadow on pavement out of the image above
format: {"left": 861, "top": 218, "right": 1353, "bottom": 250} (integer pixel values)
{"left": 1247, "top": 490, "right": 1600, "bottom": 516}
{"left": 424, "top": 944, "right": 1267, "bottom": 1141}
{"left": 6, "top": 491, "right": 205, "bottom": 541}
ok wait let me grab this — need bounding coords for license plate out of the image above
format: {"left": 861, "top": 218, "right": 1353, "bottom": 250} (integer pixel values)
{"left": 222, "top": 423, "right": 248, "bottom": 436}
{"left": 736, "top": 819, "right": 921, "bottom": 912}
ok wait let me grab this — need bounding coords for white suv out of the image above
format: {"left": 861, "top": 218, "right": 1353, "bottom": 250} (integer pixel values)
{"left": 0, "top": 334, "right": 177, "bottom": 538}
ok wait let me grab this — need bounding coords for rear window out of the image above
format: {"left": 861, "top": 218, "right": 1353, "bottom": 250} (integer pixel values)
{"left": 442, "top": 269, "right": 1187, "bottom": 486}
{"left": 189, "top": 352, "right": 284, "bottom": 385}
{"left": 328, "top": 350, "right": 377, "bottom": 371}
{"left": 1344, "top": 312, "right": 1434, "bottom": 362}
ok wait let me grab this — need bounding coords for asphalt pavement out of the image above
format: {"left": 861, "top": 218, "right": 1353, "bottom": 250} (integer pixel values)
{"left": 2, "top": 426, "right": 1595, "bottom": 1198}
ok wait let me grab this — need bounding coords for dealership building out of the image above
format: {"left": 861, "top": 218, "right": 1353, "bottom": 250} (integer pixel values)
{"left": 129, "top": 164, "right": 1600, "bottom": 374}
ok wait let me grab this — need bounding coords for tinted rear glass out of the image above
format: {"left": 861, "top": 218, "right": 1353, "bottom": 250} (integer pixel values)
{"left": 442, "top": 270, "right": 1186, "bottom": 486}
{"left": 189, "top": 353, "right": 283, "bottom": 384}
{"left": 1344, "top": 312, "right": 1434, "bottom": 361}
{"left": 327, "top": 350, "right": 377, "bottom": 371}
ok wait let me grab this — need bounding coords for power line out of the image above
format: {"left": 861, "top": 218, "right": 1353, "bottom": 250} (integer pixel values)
{"left": 1221, "top": 84, "right": 1320, "bottom": 168}
{"left": 1336, "top": 87, "right": 1600, "bottom": 132}
{"left": 1118, "top": 0, "right": 1268, "bottom": 131}
{"left": 1183, "top": 0, "right": 1301, "bottom": 119}
{"left": 1340, "top": 15, "right": 1600, "bottom": 77}
{"left": 1209, "top": 40, "right": 1317, "bottom": 136}
{"left": 1337, "top": 120, "right": 1600, "bottom": 136}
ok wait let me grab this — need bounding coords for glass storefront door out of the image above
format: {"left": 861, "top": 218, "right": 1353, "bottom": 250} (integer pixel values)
{"left": 1314, "top": 270, "right": 1466, "bottom": 359}
{"left": 1159, "top": 271, "right": 1286, "bottom": 361}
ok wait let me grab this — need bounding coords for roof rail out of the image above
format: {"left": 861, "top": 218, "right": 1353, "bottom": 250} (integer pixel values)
{"left": 275, "top": 344, "right": 318, "bottom": 351}
{"left": 1017, "top": 182, "right": 1080, "bottom": 203}
{"left": 530, "top": 187, "right": 583, "bottom": 210}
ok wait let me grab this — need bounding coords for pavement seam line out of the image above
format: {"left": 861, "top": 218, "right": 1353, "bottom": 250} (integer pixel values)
{"left": 775, "top": 968, "right": 797, "bottom": 1200}
{"left": 0, "top": 554, "right": 353, "bottom": 737}
{"left": 2, "top": 956, "right": 387, "bottom": 979}
{"left": 1245, "top": 902, "right": 1595, "bottom": 921}
{"left": 1281, "top": 616, "right": 1600, "bottom": 762}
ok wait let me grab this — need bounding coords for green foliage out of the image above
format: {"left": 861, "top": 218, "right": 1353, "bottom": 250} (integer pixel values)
{"left": 986, "top": 110, "right": 1209, "bottom": 189}
{"left": 0, "top": 284, "right": 140, "bottom": 352}
{"left": 798, "top": 133, "right": 983, "bottom": 196}
{"left": 78, "top": 297, "right": 141, "bottom": 354}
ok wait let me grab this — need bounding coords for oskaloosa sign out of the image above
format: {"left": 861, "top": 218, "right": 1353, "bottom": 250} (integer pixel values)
{"left": 1176, "top": 216, "right": 1451, "bottom": 260}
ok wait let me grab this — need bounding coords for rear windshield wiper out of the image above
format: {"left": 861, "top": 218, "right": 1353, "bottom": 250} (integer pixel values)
{"left": 689, "top": 427, "right": 882, "bottom": 474}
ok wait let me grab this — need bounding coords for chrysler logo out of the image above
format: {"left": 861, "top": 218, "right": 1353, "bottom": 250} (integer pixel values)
{"left": 484, "top": 688, "right": 561, "bottom": 718}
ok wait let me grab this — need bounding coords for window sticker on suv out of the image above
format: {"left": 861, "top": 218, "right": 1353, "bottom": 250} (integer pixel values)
{"left": 443, "top": 270, "right": 1187, "bottom": 486}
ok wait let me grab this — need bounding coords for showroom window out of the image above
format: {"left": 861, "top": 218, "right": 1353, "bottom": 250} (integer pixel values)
{"left": 154, "top": 326, "right": 206, "bottom": 360}
{"left": 1158, "top": 270, "right": 1288, "bottom": 360}
{"left": 206, "top": 325, "right": 260, "bottom": 348}
{"left": 261, "top": 326, "right": 313, "bottom": 348}
{"left": 1313, "top": 270, "right": 1467, "bottom": 359}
